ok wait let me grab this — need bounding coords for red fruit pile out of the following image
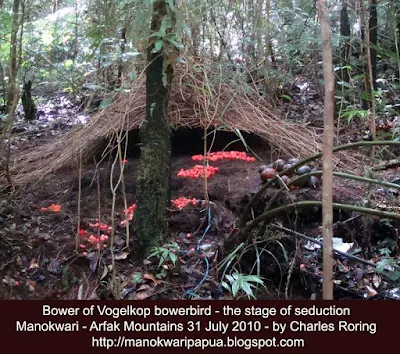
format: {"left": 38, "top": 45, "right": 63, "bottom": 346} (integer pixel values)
{"left": 121, "top": 203, "right": 136, "bottom": 226}
{"left": 88, "top": 220, "right": 112, "bottom": 233}
{"left": 192, "top": 151, "right": 256, "bottom": 162}
{"left": 78, "top": 228, "right": 110, "bottom": 255}
{"left": 177, "top": 165, "right": 219, "bottom": 179}
{"left": 171, "top": 197, "right": 197, "bottom": 209}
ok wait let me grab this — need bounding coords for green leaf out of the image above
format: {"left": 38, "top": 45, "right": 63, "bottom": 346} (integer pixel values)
{"left": 169, "top": 252, "right": 177, "bottom": 266}
{"left": 100, "top": 265, "right": 108, "bottom": 280}
{"left": 166, "top": 37, "right": 183, "bottom": 49}
{"left": 152, "top": 39, "right": 163, "bottom": 53}
{"left": 183, "top": 23, "right": 191, "bottom": 37}
{"left": 161, "top": 250, "right": 169, "bottom": 262}
{"left": 225, "top": 274, "right": 234, "bottom": 283}
{"left": 244, "top": 275, "right": 264, "bottom": 284}
{"left": 99, "top": 98, "right": 113, "bottom": 109}
{"left": 385, "top": 271, "right": 400, "bottom": 282}
{"left": 164, "top": 242, "right": 179, "bottom": 248}
{"left": 128, "top": 71, "right": 137, "bottom": 81}
{"left": 232, "top": 280, "right": 240, "bottom": 297}
{"left": 158, "top": 254, "right": 166, "bottom": 268}
{"left": 221, "top": 281, "right": 231, "bottom": 292}
{"left": 334, "top": 65, "right": 352, "bottom": 72}
{"left": 84, "top": 84, "right": 106, "bottom": 91}
{"left": 337, "top": 81, "right": 351, "bottom": 88}
{"left": 167, "top": 0, "right": 175, "bottom": 11}
{"left": 376, "top": 257, "right": 393, "bottom": 271}
{"left": 241, "top": 282, "right": 256, "bottom": 299}
{"left": 64, "top": 59, "right": 73, "bottom": 68}
{"left": 192, "top": 64, "right": 202, "bottom": 73}
{"left": 148, "top": 247, "right": 163, "bottom": 258}
{"left": 273, "top": 240, "right": 289, "bottom": 263}
{"left": 132, "top": 272, "right": 143, "bottom": 284}
{"left": 159, "top": 18, "right": 170, "bottom": 36}
{"left": 150, "top": 31, "right": 165, "bottom": 39}
{"left": 156, "top": 268, "right": 168, "bottom": 279}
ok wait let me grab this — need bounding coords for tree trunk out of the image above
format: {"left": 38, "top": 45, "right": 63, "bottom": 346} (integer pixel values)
{"left": 21, "top": 80, "right": 36, "bottom": 120}
{"left": 369, "top": 0, "right": 377, "bottom": 90}
{"left": 117, "top": 27, "right": 127, "bottom": 87}
{"left": 191, "top": 0, "right": 201, "bottom": 56}
{"left": 340, "top": 3, "right": 350, "bottom": 84}
{"left": 133, "top": 0, "right": 175, "bottom": 261}
{"left": 7, "top": 0, "right": 20, "bottom": 110}
{"left": 317, "top": 0, "right": 335, "bottom": 300}
{"left": 73, "top": 0, "right": 79, "bottom": 60}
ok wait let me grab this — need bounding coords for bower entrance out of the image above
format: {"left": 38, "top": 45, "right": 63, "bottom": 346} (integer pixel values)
{"left": 109, "top": 127, "right": 267, "bottom": 158}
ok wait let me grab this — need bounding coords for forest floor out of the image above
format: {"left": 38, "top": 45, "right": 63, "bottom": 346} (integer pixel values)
{"left": 1, "top": 86, "right": 400, "bottom": 301}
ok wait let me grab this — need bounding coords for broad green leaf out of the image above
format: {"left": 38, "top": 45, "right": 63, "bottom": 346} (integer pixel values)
{"left": 169, "top": 253, "right": 177, "bottom": 265}
{"left": 241, "top": 282, "right": 256, "bottom": 299}
{"left": 232, "top": 280, "right": 240, "bottom": 297}
{"left": 244, "top": 275, "right": 264, "bottom": 284}
{"left": 152, "top": 39, "right": 163, "bottom": 53}
{"left": 221, "top": 281, "right": 231, "bottom": 292}
{"left": 225, "top": 274, "right": 234, "bottom": 283}
{"left": 99, "top": 98, "right": 113, "bottom": 109}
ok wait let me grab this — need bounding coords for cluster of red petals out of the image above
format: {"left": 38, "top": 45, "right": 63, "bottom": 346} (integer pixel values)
{"left": 121, "top": 203, "right": 136, "bottom": 226}
{"left": 79, "top": 229, "right": 89, "bottom": 237}
{"left": 40, "top": 203, "right": 62, "bottom": 212}
{"left": 81, "top": 234, "right": 109, "bottom": 245}
{"left": 177, "top": 165, "right": 219, "bottom": 179}
{"left": 88, "top": 220, "right": 112, "bottom": 234}
{"left": 79, "top": 226, "right": 110, "bottom": 255}
{"left": 192, "top": 151, "right": 256, "bottom": 162}
{"left": 171, "top": 197, "right": 197, "bottom": 210}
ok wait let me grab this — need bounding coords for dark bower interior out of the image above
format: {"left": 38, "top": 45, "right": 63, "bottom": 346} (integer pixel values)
{"left": 111, "top": 127, "right": 266, "bottom": 158}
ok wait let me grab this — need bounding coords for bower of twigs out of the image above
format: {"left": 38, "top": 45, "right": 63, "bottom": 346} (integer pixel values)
{"left": 5, "top": 58, "right": 361, "bottom": 188}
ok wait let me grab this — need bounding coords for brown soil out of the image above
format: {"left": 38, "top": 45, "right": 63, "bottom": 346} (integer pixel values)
{"left": 1, "top": 128, "right": 399, "bottom": 301}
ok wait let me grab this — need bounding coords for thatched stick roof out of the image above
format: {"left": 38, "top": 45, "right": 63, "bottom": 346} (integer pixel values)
{"left": 5, "top": 62, "right": 359, "bottom": 187}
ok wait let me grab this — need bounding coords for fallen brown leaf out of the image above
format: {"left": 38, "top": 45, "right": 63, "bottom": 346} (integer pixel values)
{"left": 114, "top": 252, "right": 129, "bottom": 260}
{"left": 142, "top": 273, "right": 157, "bottom": 284}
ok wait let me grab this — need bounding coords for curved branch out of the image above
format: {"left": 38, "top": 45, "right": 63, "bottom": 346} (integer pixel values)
{"left": 239, "top": 140, "right": 400, "bottom": 228}
{"left": 241, "top": 201, "right": 400, "bottom": 236}
{"left": 256, "top": 170, "right": 400, "bottom": 237}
